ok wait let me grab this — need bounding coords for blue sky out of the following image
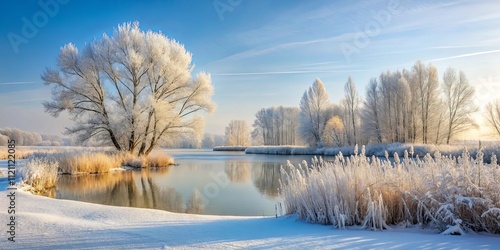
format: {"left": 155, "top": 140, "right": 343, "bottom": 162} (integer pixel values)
{"left": 1, "top": 0, "right": 500, "bottom": 136}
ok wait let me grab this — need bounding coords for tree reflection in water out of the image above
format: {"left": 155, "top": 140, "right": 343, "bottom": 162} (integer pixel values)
{"left": 224, "top": 160, "right": 282, "bottom": 198}
{"left": 53, "top": 154, "right": 288, "bottom": 215}
{"left": 185, "top": 189, "right": 204, "bottom": 214}
{"left": 251, "top": 162, "right": 281, "bottom": 197}
{"left": 224, "top": 161, "right": 251, "bottom": 183}
{"left": 56, "top": 167, "right": 204, "bottom": 214}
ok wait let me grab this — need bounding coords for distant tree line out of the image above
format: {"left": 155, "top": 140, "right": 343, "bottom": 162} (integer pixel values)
{"left": 241, "top": 60, "right": 481, "bottom": 147}
{"left": 360, "top": 62, "right": 478, "bottom": 145}
{"left": 0, "top": 128, "right": 73, "bottom": 146}
{"left": 0, "top": 127, "right": 228, "bottom": 149}
{"left": 252, "top": 106, "right": 300, "bottom": 146}
{"left": 222, "top": 107, "right": 301, "bottom": 147}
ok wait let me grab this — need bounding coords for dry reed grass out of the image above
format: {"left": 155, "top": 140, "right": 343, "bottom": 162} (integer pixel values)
{"left": 281, "top": 146, "right": 500, "bottom": 234}
{"left": 123, "top": 152, "right": 174, "bottom": 168}
{"left": 57, "top": 151, "right": 123, "bottom": 174}
{"left": 0, "top": 147, "right": 36, "bottom": 160}
{"left": 18, "top": 147, "right": 174, "bottom": 197}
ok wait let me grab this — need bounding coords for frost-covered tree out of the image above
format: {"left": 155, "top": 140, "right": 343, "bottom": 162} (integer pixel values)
{"left": 41, "top": 22, "right": 215, "bottom": 156}
{"left": 358, "top": 61, "right": 480, "bottom": 145}
{"left": 299, "top": 79, "right": 332, "bottom": 147}
{"left": 201, "top": 134, "right": 215, "bottom": 148}
{"left": 395, "top": 74, "right": 412, "bottom": 142}
{"left": 442, "top": 68, "right": 478, "bottom": 144}
{"left": 0, "top": 128, "right": 44, "bottom": 146}
{"left": 360, "top": 78, "right": 382, "bottom": 143}
{"left": 485, "top": 100, "right": 500, "bottom": 137}
{"left": 376, "top": 70, "right": 413, "bottom": 143}
{"left": 225, "top": 120, "right": 250, "bottom": 146}
{"left": 252, "top": 106, "right": 300, "bottom": 145}
{"left": 360, "top": 71, "right": 413, "bottom": 144}
{"left": 201, "top": 133, "right": 225, "bottom": 148}
{"left": 342, "top": 76, "right": 361, "bottom": 145}
{"left": 411, "top": 60, "right": 440, "bottom": 144}
{"left": 323, "top": 115, "right": 345, "bottom": 147}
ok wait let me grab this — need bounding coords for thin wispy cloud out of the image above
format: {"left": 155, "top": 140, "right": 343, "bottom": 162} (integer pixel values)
{"left": 429, "top": 45, "right": 492, "bottom": 50}
{"left": 372, "top": 44, "right": 495, "bottom": 58}
{"left": 214, "top": 33, "right": 354, "bottom": 63}
{"left": 298, "top": 61, "right": 343, "bottom": 67}
{"left": 213, "top": 69, "right": 371, "bottom": 77}
{"left": 0, "top": 81, "right": 39, "bottom": 85}
{"left": 430, "top": 49, "right": 500, "bottom": 62}
{"left": 379, "top": 1, "right": 499, "bottom": 40}
{"left": 232, "top": 2, "right": 348, "bottom": 46}
{"left": 0, "top": 87, "right": 50, "bottom": 106}
{"left": 10, "top": 98, "right": 46, "bottom": 104}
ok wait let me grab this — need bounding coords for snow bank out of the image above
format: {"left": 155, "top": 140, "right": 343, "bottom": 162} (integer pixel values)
{"left": 213, "top": 146, "right": 247, "bottom": 151}
{"left": 245, "top": 146, "right": 310, "bottom": 155}
{"left": 246, "top": 143, "right": 500, "bottom": 161}
{"left": 1, "top": 187, "right": 499, "bottom": 249}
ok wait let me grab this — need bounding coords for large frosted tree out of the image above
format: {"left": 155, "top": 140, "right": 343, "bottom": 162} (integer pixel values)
{"left": 299, "top": 79, "right": 332, "bottom": 147}
{"left": 41, "top": 22, "right": 215, "bottom": 156}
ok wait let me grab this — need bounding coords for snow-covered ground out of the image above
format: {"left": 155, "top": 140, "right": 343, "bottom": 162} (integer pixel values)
{"left": 2, "top": 188, "right": 500, "bottom": 249}
{"left": 1, "top": 162, "right": 499, "bottom": 249}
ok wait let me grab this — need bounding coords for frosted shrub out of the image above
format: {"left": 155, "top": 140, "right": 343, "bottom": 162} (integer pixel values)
{"left": 280, "top": 149, "right": 500, "bottom": 234}
{"left": 21, "top": 156, "right": 59, "bottom": 194}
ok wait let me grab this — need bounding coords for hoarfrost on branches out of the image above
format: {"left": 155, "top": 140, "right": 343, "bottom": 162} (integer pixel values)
{"left": 299, "top": 79, "right": 332, "bottom": 147}
{"left": 42, "top": 22, "right": 215, "bottom": 156}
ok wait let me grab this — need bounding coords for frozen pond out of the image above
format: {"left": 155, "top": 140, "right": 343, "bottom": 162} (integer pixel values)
{"left": 55, "top": 149, "right": 328, "bottom": 216}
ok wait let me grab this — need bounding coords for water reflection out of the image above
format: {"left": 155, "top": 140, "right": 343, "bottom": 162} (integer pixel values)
{"left": 251, "top": 162, "right": 281, "bottom": 197}
{"left": 58, "top": 168, "right": 188, "bottom": 213}
{"left": 225, "top": 161, "right": 251, "bottom": 183}
{"left": 185, "top": 189, "right": 204, "bottom": 214}
{"left": 54, "top": 151, "right": 293, "bottom": 216}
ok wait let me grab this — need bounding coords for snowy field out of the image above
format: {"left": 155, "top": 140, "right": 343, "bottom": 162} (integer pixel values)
{"left": 1, "top": 188, "right": 499, "bottom": 249}
{"left": 0, "top": 168, "right": 499, "bottom": 249}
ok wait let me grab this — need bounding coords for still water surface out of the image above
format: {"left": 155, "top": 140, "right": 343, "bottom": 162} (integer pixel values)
{"left": 56, "top": 149, "right": 325, "bottom": 216}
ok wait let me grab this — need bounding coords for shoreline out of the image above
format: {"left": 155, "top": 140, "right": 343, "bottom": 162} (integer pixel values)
{"left": 1, "top": 153, "right": 500, "bottom": 249}
{"left": 1, "top": 187, "right": 499, "bottom": 249}
{"left": 211, "top": 143, "right": 500, "bottom": 160}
